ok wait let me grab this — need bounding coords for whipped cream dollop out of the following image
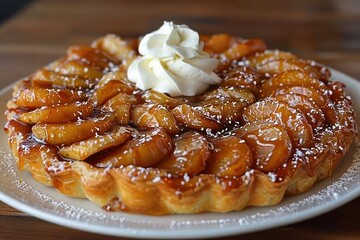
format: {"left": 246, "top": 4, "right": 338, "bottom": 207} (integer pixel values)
{"left": 127, "top": 21, "right": 221, "bottom": 97}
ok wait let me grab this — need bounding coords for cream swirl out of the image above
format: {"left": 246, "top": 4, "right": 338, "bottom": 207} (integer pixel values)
{"left": 127, "top": 21, "right": 221, "bottom": 97}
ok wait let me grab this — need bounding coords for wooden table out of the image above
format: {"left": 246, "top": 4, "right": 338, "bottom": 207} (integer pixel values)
{"left": 0, "top": 0, "right": 359, "bottom": 239}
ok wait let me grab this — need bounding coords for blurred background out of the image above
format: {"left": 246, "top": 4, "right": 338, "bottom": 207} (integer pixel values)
{"left": 0, "top": 0, "right": 360, "bottom": 89}
{"left": 0, "top": 0, "right": 32, "bottom": 23}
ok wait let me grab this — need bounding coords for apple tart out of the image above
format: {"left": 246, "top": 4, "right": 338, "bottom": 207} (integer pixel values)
{"left": 4, "top": 23, "right": 358, "bottom": 215}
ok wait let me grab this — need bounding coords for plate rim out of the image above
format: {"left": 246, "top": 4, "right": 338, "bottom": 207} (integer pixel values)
{"left": 1, "top": 185, "right": 360, "bottom": 239}
{"left": 0, "top": 68, "right": 360, "bottom": 239}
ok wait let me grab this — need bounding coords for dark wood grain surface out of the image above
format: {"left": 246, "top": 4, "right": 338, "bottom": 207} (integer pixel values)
{"left": 0, "top": 0, "right": 359, "bottom": 239}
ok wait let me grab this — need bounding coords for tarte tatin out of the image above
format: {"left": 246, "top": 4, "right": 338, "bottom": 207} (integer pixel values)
{"left": 4, "top": 22, "right": 357, "bottom": 215}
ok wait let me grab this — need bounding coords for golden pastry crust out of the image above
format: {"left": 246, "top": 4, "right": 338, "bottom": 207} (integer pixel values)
{"left": 4, "top": 34, "right": 358, "bottom": 215}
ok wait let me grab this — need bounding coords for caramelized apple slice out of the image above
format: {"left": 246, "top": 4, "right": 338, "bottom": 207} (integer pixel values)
{"left": 114, "top": 104, "right": 131, "bottom": 125}
{"left": 247, "top": 50, "right": 297, "bottom": 67}
{"left": 94, "top": 128, "right": 172, "bottom": 168}
{"left": 32, "top": 113, "right": 115, "bottom": 145}
{"left": 327, "top": 81, "right": 347, "bottom": 103}
{"left": 201, "top": 86, "right": 256, "bottom": 103}
{"left": 92, "top": 34, "right": 137, "bottom": 62}
{"left": 236, "top": 123, "right": 293, "bottom": 172}
{"left": 18, "top": 141, "right": 58, "bottom": 185}
{"left": 59, "top": 126, "right": 132, "bottom": 161}
{"left": 233, "top": 120, "right": 273, "bottom": 135}
{"left": 172, "top": 104, "right": 222, "bottom": 131}
{"left": 51, "top": 58, "right": 104, "bottom": 80}
{"left": 255, "top": 58, "right": 308, "bottom": 75}
{"left": 156, "top": 131, "right": 210, "bottom": 175}
{"left": 242, "top": 100, "right": 313, "bottom": 147}
{"left": 317, "top": 128, "right": 349, "bottom": 172}
{"left": 224, "top": 38, "right": 267, "bottom": 60}
{"left": 256, "top": 58, "right": 330, "bottom": 81}
{"left": 66, "top": 45, "right": 119, "bottom": 69}
{"left": 132, "top": 104, "right": 180, "bottom": 134}
{"left": 197, "top": 98, "right": 249, "bottom": 124}
{"left": 96, "top": 71, "right": 128, "bottom": 88}
{"left": 199, "top": 88, "right": 255, "bottom": 123}
{"left": 220, "top": 66, "right": 261, "bottom": 94}
{"left": 272, "top": 93, "right": 325, "bottom": 128}
{"left": 32, "top": 69, "right": 97, "bottom": 89}
{"left": 204, "top": 34, "right": 234, "bottom": 53}
{"left": 14, "top": 88, "right": 87, "bottom": 108}
{"left": 12, "top": 79, "right": 32, "bottom": 98}
{"left": 259, "top": 70, "right": 328, "bottom": 98}
{"left": 102, "top": 93, "right": 138, "bottom": 125}
{"left": 102, "top": 93, "right": 138, "bottom": 109}
{"left": 206, "top": 136, "right": 253, "bottom": 177}
{"left": 18, "top": 101, "right": 93, "bottom": 124}
{"left": 92, "top": 80, "right": 135, "bottom": 106}
{"left": 143, "top": 90, "right": 186, "bottom": 108}
{"left": 204, "top": 35, "right": 266, "bottom": 71}
{"left": 273, "top": 86, "right": 338, "bottom": 124}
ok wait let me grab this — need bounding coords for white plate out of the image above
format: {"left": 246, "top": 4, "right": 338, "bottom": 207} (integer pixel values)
{"left": 0, "top": 68, "right": 360, "bottom": 239}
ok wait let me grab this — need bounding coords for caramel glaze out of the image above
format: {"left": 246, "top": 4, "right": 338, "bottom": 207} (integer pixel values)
{"left": 4, "top": 34, "right": 358, "bottom": 215}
